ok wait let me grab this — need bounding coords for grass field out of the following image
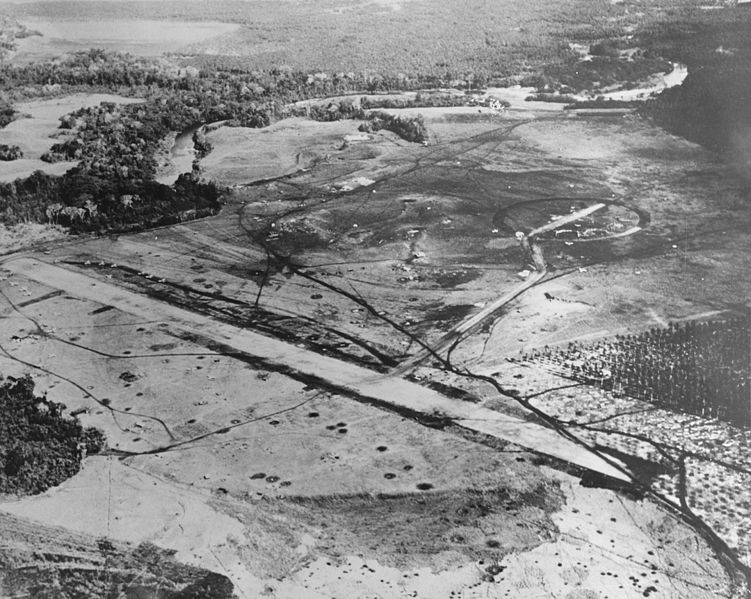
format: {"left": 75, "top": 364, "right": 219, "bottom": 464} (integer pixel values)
{"left": 200, "top": 118, "right": 361, "bottom": 185}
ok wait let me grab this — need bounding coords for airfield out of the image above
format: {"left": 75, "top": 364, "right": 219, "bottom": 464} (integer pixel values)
{"left": 0, "top": 82, "right": 749, "bottom": 598}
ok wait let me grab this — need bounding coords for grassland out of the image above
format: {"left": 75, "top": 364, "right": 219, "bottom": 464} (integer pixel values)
{"left": 200, "top": 118, "right": 361, "bottom": 184}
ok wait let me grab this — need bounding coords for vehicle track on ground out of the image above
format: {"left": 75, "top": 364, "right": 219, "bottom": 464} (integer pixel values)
{"left": 3, "top": 111, "right": 748, "bottom": 591}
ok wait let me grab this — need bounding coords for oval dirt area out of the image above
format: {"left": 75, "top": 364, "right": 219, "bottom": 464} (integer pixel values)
{"left": 495, "top": 197, "right": 648, "bottom": 242}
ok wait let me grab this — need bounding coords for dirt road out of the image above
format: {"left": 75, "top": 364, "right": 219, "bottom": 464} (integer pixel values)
{"left": 393, "top": 202, "right": 618, "bottom": 374}
{"left": 392, "top": 268, "right": 546, "bottom": 374}
{"left": 527, "top": 202, "right": 606, "bottom": 237}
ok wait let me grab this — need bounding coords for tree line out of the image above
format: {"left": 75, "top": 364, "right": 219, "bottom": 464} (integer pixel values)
{"left": 519, "top": 314, "right": 750, "bottom": 428}
{"left": 0, "top": 169, "right": 222, "bottom": 232}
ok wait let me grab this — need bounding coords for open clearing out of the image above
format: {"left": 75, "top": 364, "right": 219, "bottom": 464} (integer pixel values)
{"left": 0, "top": 257, "right": 628, "bottom": 481}
{"left": 200, "top": 118, "right": 365, "bottom": 185}
{"left": 1, "top": 88, "right": 749, "bottom": 596}
{"left": 0, "top": 259, "right": 731, "bottom": 598}
{"left": 62, "top": 103, "right": 748, "bottom": 365}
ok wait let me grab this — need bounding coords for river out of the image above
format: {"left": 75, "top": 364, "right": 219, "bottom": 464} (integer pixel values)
{"left": 155, "top": 127, "right": 199, "bottom": 186}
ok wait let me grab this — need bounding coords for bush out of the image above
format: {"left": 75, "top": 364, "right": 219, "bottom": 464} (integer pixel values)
{"left": 590, "top": 39, "right": 620, "bottom": 58}
{"left": 0, "top": 103, "right": 14, "bottom": 128}
{"left": 359, "top": 111, "right": 428, "bottom": 143}
{"left": 0, "top": 144, "right": 22, "bottom": 161}
{"left": 170, "top": 572, "right": 236, "bottom": 599}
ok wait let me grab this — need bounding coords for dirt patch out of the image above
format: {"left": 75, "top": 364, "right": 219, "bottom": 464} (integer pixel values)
{"left": 428, "top": 268, "right": 482, "bottom": 288}
{"left": 422, "top": 303, "right": 475, "bottom": 331}
{"left": 281, "top": 483, "right": 562, "bottom": 571}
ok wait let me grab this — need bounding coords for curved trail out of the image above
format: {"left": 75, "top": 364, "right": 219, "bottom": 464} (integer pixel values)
{"left": 392, "top": 201, "right": 613, "bottom": 374}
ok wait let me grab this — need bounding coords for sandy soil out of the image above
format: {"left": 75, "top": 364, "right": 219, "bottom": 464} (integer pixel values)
{"left": 281, "top": 467, "right": 725, "bottom": 598}
{"left": 0, "top": 456, "right": 730, "bottom": 598}
{"left": 0, "top": 269, "right": 590, "bottom": 596}
{"left": 0, "top": 257, "right": 629, "bottom": 480}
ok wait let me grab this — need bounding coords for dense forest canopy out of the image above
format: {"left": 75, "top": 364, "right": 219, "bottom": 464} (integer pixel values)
{"left": 0, "top": 375, "right": 105, "bottom": 496}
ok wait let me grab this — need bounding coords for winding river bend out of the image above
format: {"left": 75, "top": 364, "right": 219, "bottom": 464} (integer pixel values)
{"left": 155, "top": 126, "right": 199, "bottom": 185}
